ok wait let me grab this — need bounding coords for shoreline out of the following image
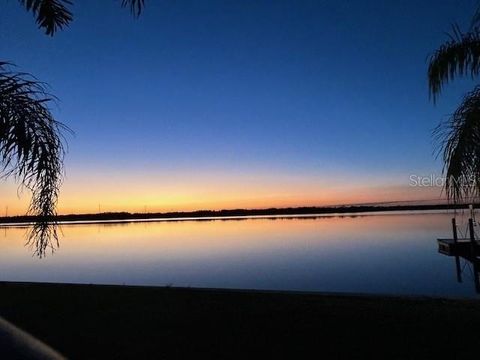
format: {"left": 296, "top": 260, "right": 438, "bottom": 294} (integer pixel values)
{"left": 0, "top": 203, "right": 472, "bottom": 226}
{"left": 0, "top": 280, "right": 476, "bottom": 301}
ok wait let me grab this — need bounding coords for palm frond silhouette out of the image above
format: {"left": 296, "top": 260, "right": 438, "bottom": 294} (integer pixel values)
{"left": 122, "top": 0, "right": 145, "bottom": 17}
{"left": 429, "top": 5, "right": 480, "bottom": 203}
{"left": 428, "top": 25, "right": 480, "bottom": 102}
{"left": 0, "top": 62, "right": 68, "bottom": 257}
{"left": 18, "top": 0, "right": 146, "bottom": 35}
{"left": 434, "top": 87, "right": 480, "bottom": 201}
{"left": 19, "top": 0, "right": 73, "bottom": 36}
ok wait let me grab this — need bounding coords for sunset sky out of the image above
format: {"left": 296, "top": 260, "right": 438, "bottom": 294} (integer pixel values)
{"left": 0, "top": 0, "right": 477, "bottom": 215}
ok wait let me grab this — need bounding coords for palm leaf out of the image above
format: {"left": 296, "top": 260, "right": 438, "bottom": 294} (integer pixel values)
{"left": 428, "top": 26, "right": 480, "bottom": 102}
{"left": 0, "top": 62, "right": 69, "bottom": 257}
{"left": 471, "top": 3, "right": 480, "bottom": 29}
{"left": 435, "top": 86, "right": 480, "bottom": 203}
{"left": 18, "top": 0, "right": 73, "bottom": 36}
{"left": 121, "top": 0, "right": 145, "bottom": 17}
{"left": 17, "top": 1, "right": 145, "bottom": 36}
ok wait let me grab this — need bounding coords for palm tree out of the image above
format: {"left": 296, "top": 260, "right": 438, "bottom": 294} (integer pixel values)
{"left": 429, "top": 7, "right": 480, "bottom": 203}
{"left": 1, "top": 0, "right": 146, "bottom": 256}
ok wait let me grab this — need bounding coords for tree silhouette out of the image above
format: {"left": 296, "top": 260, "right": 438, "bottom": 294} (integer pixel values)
{"left": 1, "top": 0, "right": 146, "bottom": 256}
{"left": 429, "top": 4, "right": 480, "bottom": 203}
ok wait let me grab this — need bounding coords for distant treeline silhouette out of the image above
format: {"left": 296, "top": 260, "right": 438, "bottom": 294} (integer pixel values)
{"left": 0, "top": 203, "right": 475, "bottom": 225}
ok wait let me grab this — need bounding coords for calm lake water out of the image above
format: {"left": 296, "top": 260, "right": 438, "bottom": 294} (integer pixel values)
{"left": 0, "top": 211, "right": 478, "bottom": 298}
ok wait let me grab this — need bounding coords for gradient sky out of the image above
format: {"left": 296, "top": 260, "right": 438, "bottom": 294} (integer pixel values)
{"left": 0, "top": 0, "right": 478, "bottom": 215}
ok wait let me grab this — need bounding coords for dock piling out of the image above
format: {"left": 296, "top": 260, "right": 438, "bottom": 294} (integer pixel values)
{"left": 452, "top": 218, "right": 458, "bottom": 243}
{"left": 469, "top": 218, "right": 476, "bottom": 254}
{"left": 452, "top": 218, "right": 462, "bottom": 282}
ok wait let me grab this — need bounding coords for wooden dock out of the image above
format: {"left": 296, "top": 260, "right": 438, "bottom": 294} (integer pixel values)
{"left": 437, "top": 238, "right": 480, "bottom": 257}
{"left": 437, "top": 217, "right": 480, "bottom": 257}
{"left": 437, "top": 217, "right": 480, "bottom": 293}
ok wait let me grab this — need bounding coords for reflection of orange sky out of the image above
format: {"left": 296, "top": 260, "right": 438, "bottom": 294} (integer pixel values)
{"left": 0, "top": 169, "right": 443, "bottom": 216}
{"left": 0, "top": 213, "right": 448, "bottom": 258}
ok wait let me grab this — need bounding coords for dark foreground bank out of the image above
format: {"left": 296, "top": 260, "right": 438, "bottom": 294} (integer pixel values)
{"left": 0, "top": 282, "right": 479, "bottom": 359}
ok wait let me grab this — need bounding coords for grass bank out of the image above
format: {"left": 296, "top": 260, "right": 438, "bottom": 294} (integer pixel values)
{"left": 0, "top": 282, "right": 479, "bottom": 359}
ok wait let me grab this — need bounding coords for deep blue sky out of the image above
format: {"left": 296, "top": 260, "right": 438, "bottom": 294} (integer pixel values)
{"left": 1, "top": 0, "right": 478, "bottom": 213}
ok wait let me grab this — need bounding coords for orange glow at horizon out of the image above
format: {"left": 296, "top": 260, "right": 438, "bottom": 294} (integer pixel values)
{"left": 0, "top": 168, "right": 444, "bottom": 216}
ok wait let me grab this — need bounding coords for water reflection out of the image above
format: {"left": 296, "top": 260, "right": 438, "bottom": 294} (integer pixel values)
{"left": 437, "top": 217, "right": 480, "bottom": 294}
{"left": 1, "top": 221, "right": 59, "bottom": 258}
{"left": 453, "top": 256, "right": 480, "bottom": 293}
{"left": 0, "top": 211, "right": 477, "bottom": 297}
